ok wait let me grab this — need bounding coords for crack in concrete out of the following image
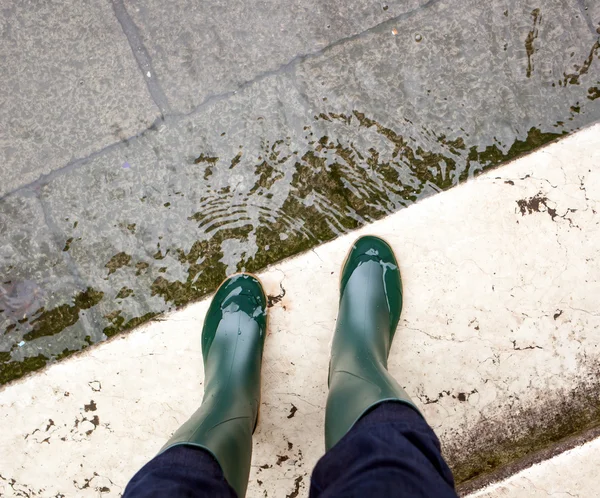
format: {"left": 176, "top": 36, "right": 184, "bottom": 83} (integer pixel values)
{"left": 511, "top": 340, "right": 543, "bottom": 351}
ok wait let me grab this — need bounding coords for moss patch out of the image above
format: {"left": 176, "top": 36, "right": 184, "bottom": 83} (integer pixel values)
{"left": 105, "top": 252, "right": 131, "bottom": 275}
{"left": 450, "top": 378, "right": 600, "bottom": 485}
{"left": 103, "top": 311, "right": 159, "bottom": 338}
{"left": 23, "top": 288, "right": 104, "bottom": 341}
{"left": 0, "top": 354, "right": 48, "bottom": 385}
{"left": 116, "top": 287, "right": 134, "bottom": 299}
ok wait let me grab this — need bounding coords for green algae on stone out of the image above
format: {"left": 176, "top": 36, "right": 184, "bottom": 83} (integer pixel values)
{"left": 229, "top": 151, "right": 242, "bottom": 169}
{"left": 194, "top": 153, "right": 219, "bottom": 180}
{"left": 249, "top": 160, "right": 286, "bottom": 194}
{"left": 135, "top": 262, "right": 150, "bottom": 275}
{"left": 22, "top": 288, "right": 104, "bottom": 341}
{"left": 118, "top": 222, "right": 137, "bottom": 234}
{"left": 349, "top": 111, "right": 460, "bottom": 190}
{"left": 0, "top": 354, "right": 48, "bottom": 385}
{"left": 55, "top": 347, "right": 80, "bottom": 362}
{"left": 193, "top": 153, "right": 219, "bottom": 164}
{"left": 460, "top": 127, "right": 565, "bottom": 182}
{"left": 63, "top": 237, "right": 74, "bottom": 252}
{"left": 452, "top": 378, "right": 600, "bottom": 487}
{"left": 150, "top": 225, "right": 252, "bottom": 307}
{"left": 525, "top": 9, "right": 541, "bottom": 78}
{"left": 105, "top": 252, "right": 132, "bottom": 275}
{"left": 116, "top": 287, "right": 134, "bottom": 299}
{"left": 103, "top": 311, "right": 159, "bottom": 338}
{"left": 2, "top": 93, "right": 597, "bottom": 389}
{"left": 560, "top": 39, "right": 600, "bottom": 87}
{"left": 147, "top": 113, "right": 573, "bottom": 315}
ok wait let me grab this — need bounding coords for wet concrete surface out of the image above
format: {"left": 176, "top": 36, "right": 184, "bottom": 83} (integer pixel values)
{"left": 0, "top": 0, "right": 160, "bottom": 196}
{"left": 1, "top": 0, "right": 600, "bottom": 383}
{"left": 122, "top": 0, "right": 431, "bottom": 112}
{"left": 581, "top": 0, "right": 600, "bottom": 34}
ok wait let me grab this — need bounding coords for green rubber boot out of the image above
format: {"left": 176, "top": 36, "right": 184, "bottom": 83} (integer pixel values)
{"left": 325, "top": 235, "right": 422, "bottom": 450}
{"left": 160, "top": 274, "right": 267, "bottom": 498}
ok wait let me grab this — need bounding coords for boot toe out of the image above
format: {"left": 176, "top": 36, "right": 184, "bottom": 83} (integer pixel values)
{"left": 340, "top": 236, "right": 402, "bottom": 331}
{"left": 217, "top": 274, "right": 267, "bottom": 314}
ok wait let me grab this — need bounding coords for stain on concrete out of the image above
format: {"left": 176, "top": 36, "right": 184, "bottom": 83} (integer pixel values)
{"left": 516, "top": 192, "right": 578, "bottom": 227}
{"left": 268, "top": 283, "right": 287, "bottom": 308}
{"left": 286, "top": 475, "right": 304, "bottom": 498}
{"left": 84, "top": 400, "right": 97, "bottom": 412}
{"left": 444, "top": 361, "right": 600, "bottom": 486}
{"left": 287, "top": 404, "right": 298, "bottom": 419}
{"left": 525, "top": 9, "right": 541, "bottom": 78}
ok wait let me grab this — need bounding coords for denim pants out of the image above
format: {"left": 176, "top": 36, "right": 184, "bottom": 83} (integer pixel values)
{"left": 123, "top": 402, "right": 458, "bottom": 498}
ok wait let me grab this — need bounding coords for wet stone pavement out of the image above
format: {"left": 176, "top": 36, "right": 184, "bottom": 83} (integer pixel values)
{"left": 1, "top": 0, "right": 600, "bottom": 384}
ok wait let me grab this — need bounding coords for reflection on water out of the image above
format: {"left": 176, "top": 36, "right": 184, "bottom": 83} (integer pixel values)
{"left": 1, "top": 1, "right": 600, "bottom": 384}
{"left": 0, "top": 280, "right": 45, "bottom": 323}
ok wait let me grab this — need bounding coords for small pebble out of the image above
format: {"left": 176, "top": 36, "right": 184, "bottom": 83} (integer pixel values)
{"left": 392, "top": 28, "right": 398, "bottom": 36}
{"left": 415, "top": 34, "right": 422, "bottom": 42}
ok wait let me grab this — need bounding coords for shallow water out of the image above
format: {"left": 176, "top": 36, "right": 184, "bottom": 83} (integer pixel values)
{"left": 1, "top": 0, "right": 600, "bottom": 383}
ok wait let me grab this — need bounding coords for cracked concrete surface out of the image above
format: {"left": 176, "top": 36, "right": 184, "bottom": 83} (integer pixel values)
{"left": 1, "top": 124, "right": 598, "bottom": 497}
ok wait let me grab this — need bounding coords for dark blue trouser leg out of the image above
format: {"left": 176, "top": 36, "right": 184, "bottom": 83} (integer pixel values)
{"left": 309, "top": 402, "right": 458, "bottom": 498}
{"left": 122, "top": 445, "right": 237, "bottom": 498}
{"left": 123, "top": 403, "right": 456, "bottom": 498}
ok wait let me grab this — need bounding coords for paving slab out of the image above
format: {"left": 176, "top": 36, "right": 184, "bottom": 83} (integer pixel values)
{"left": 123, "top": 0, "right": 429, "bottom": 112}
{"left": 581, "top": 0, "right": 600, "bottom": 34}
{"left": 0, "top": 124, "right": 599, "bottom": 497}
{"left": 124, "top": 0, "right": 600, "bottom": 114}
{"left": 0, "top": 0, "right": 160, "bottom": 196}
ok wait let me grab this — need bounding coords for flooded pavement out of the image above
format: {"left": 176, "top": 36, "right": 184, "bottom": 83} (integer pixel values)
{"left": 1, "top": 0, "right": 600, "bottom": 384}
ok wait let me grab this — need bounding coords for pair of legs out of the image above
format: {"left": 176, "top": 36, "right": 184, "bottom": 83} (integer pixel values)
{"left": 123, "top": 236, "right": 458, "bottom": 497}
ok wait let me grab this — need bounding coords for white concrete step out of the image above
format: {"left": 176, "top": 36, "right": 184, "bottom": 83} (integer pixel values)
{"left": 1, "top": 124, "right": 599, "bottom": 497}
{"left": 470, "top": 433, "right": 600, "bottom": 497}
